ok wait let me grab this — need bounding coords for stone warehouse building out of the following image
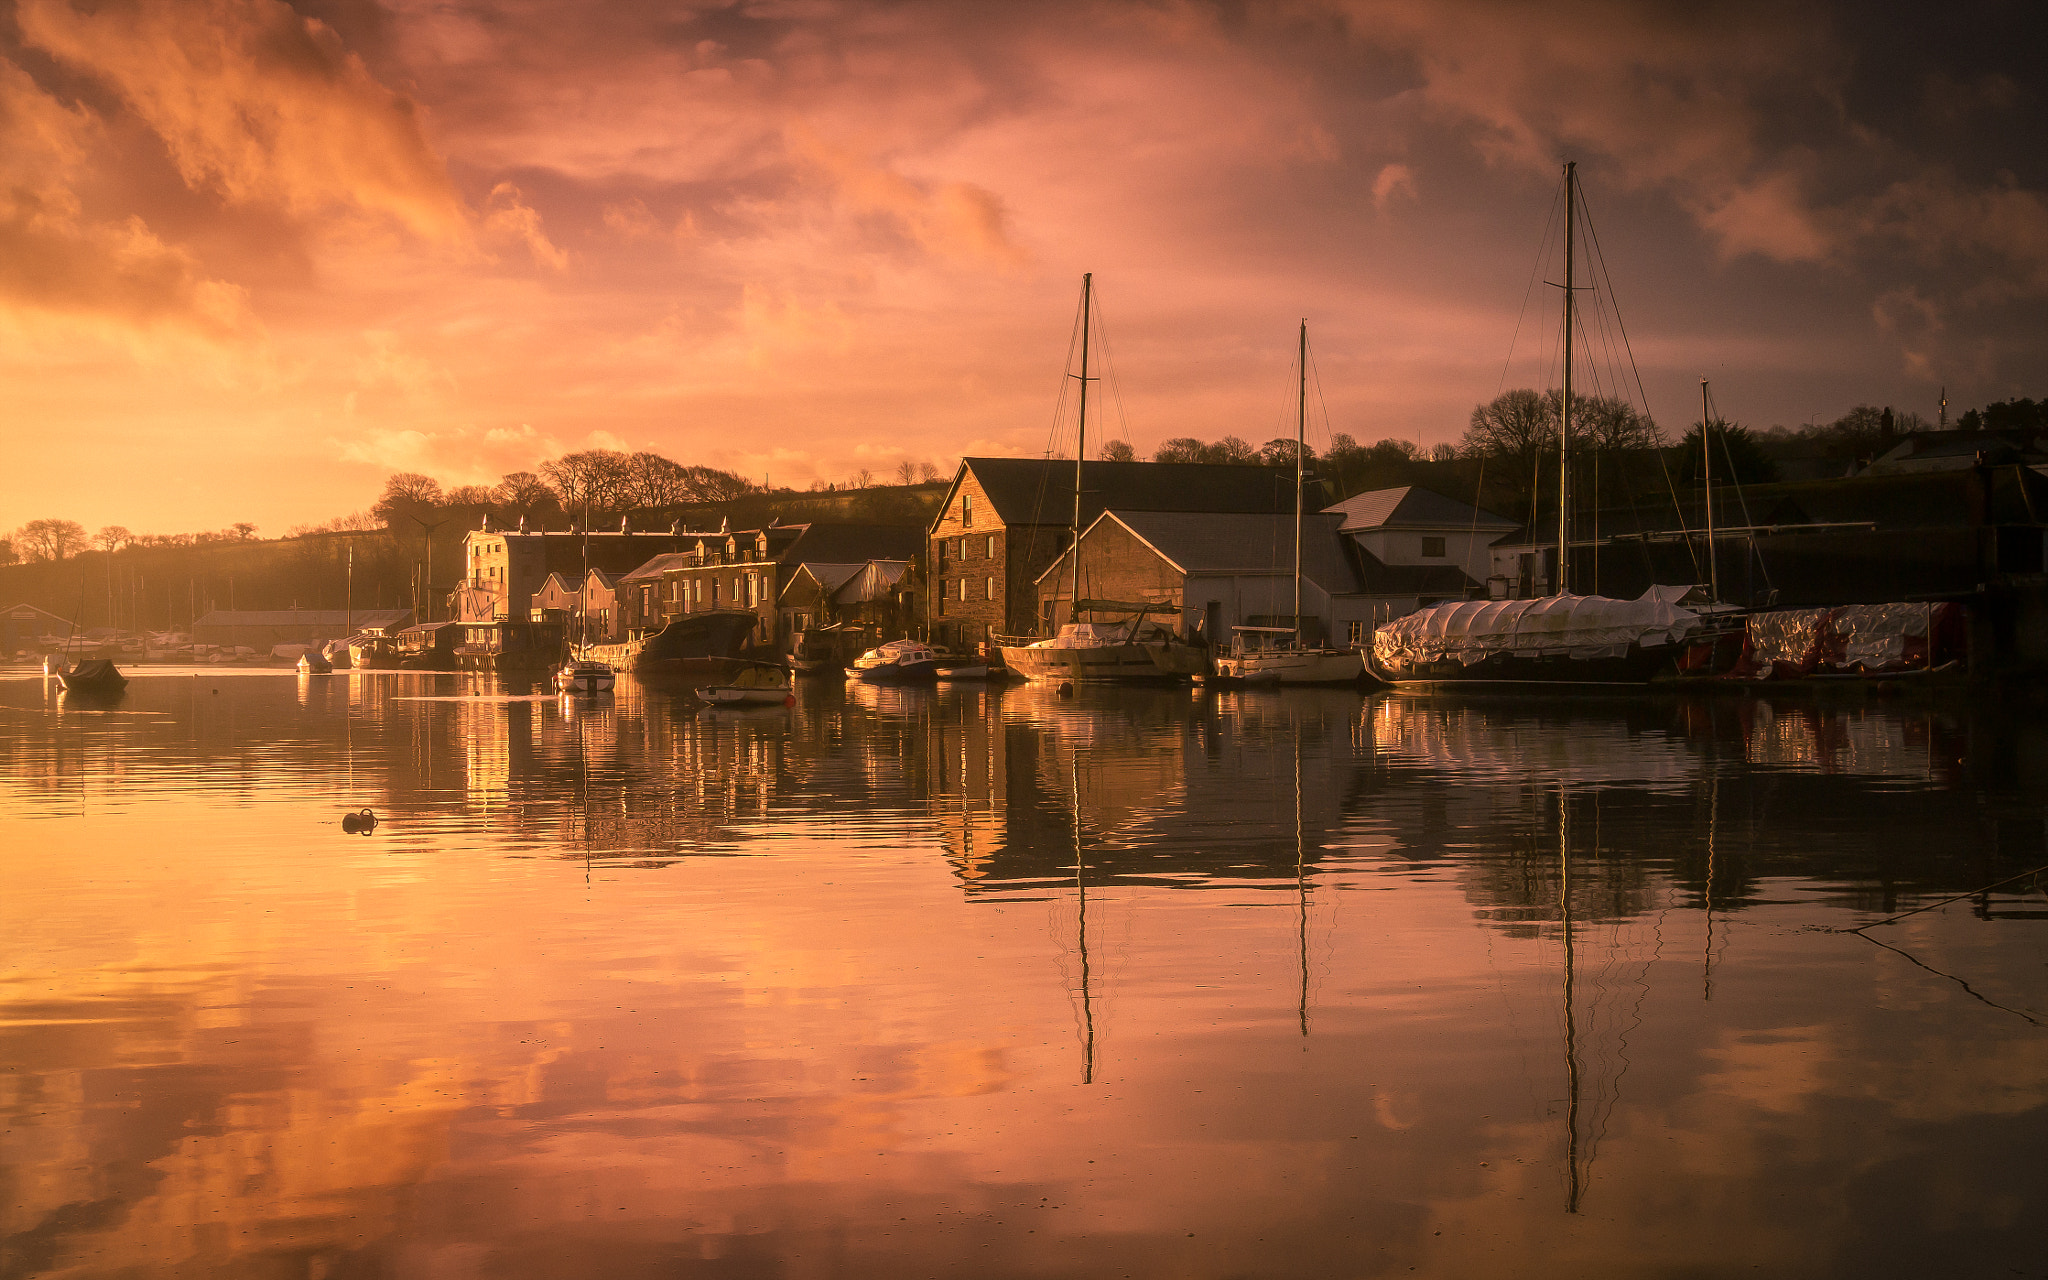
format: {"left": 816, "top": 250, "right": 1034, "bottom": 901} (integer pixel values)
{"left": 655, "top": 522, "right": 926, "bottom": 651}
{"left": 926, "top": 458, "right": 1297, "bottom": 651}
{"left": 455, "top": 526, "right": 704, "bottom": 625}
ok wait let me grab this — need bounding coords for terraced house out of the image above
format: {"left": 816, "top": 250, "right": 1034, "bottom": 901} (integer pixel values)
{"left": 926, "top": 457, "right": 1299, "bottom": 651}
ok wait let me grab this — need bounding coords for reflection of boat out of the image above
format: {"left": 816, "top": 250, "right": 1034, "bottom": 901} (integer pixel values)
{"left": 554, "top": 658, "right": 616, "bottom": 695}
{"left": 849, "top": 640, "right": 940, "bottom": 683}
{"left": 1213, "top": 322, "right": 1364, "bottom": 687}
{"left": 58, "top": 659, "right": 128, "bottom": 694}
{"left": 697, "top": 662, "right": 792, "bottom": 704}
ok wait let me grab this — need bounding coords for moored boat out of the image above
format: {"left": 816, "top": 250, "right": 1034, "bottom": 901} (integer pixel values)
{"left": 1215, "top": 627, "right": 1364, "bottom": 685}
{"left": 554, "top": 658, "right": 617, "bottom": 695}
{"left": 1367, "top": 588, "right": 1712, "bottom": 688}
{"left": 297, "top": 648, "right": 334, "bottom": 674}
{"left": 57, "top": 659, "right": 128, "bottom": 694}
{"left": 1000, "top": 617, "right": 1202, "bottom": 684}
{"left": 696, "top": 661, "right": 792, "bottom": 704}
{"left": 848, "top": 639, "right": 940, "bottom": 683}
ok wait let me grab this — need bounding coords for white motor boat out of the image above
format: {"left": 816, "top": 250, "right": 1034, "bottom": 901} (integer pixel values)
{"left": 847, "top": 640, "right": 940, "bottom": 683}
{"left": 555, "top": 658, "right": 617, "bottom": 695}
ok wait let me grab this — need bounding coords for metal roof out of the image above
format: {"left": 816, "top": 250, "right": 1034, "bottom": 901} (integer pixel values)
{"left": 951, "top": 457, "right": 1296, "bottom": 529}
{"left": 1323, "top": 486, "right": 1515, "bottom": 532}
{"left": 1041, "top": 510, "right": 1361, "bottom": 593}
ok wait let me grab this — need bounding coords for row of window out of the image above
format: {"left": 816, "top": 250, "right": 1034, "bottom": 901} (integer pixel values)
{"left": 934, "top": 576, "right": 1000, "bottom": 614}
{"left": 937, "top": 534, "right": 999, "bottom": 562}
{"left": 660, "top": 574, "right": 763, "bottom": 607}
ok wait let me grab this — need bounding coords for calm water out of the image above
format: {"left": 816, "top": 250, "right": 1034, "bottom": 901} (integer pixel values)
{"left": 3, "top": 670, "right": 2046, "bottom": 1279}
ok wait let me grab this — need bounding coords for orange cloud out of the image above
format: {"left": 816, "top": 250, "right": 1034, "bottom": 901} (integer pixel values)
{"left": 18, "top": 0, "right": 466, "bottom": 239}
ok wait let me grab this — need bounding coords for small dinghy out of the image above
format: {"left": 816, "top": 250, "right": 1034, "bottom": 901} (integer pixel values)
{"left": 58, "top": 659, "right": 129, "bottom": 694}
{"left": 298, "top": 648, "right": 333, "bottom": 674}
{"left": 555, "top": 658, "right": 616, "bottom": 695}
{"left": 696, "top": 662, "right": 792, "bottom": 705}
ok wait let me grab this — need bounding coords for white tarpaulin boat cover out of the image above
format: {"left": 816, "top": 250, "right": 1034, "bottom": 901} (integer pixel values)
{"left": 1373, "top": 588, "right": 1703, "bottom": 667}
{"left": 1744, "top": 602, "right": 1946, "bottom": 672}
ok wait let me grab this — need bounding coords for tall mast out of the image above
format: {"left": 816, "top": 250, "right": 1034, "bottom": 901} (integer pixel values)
{"left": 1294, "top": 319, "right": 1306, "bottom": 634}
{"left": 1065, "top": 273, "right": 1093, "bottom": 627}
{"left": 1701, "top": 380, "right": 1718, "bottom": 603}
{"left": 1557, "top": 161, "right": 1575, "bottom": 597}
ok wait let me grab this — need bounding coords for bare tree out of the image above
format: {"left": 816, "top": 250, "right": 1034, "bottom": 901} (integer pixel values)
{"left": 0, "top": 538, "right": 15, "bottom": 566}
{"left": 918, "top": 461, "right": 942, "bottom": 482}
{"left": 540, "top": 451, "right": 635, "bottom": 520}
{"left": 851, "top": 468, "right": 874, "bottom": 489}
{"left": 681, "top": 465, "right": 757, "bottom": 502}
{"left": 1098, "top": 440, "right": 1136, "bottom": 462}
{"left": 230, "top": 522, "right": 258, "bottom": 540}
{"left": 1257, "top": 438, "right": 1315, "bottom": 469}
{"left": 444, "top": 485, "right": 497, "bottom": 508}
{"left": 623, "top": 452, "right": 691, "bottom": 508}
{"left": 13, "top": 518, "right": 89, "bottom": 561}
{"left": 94, "top": 525, "right": 132, "bottom": 553}
{"left": 895, "top": 459, "right": 918, "bottom": 485}
{"left": 373, "top": 473, "right": 446, "bottom": 528}
{"left": 493, "top": 471, "right": 560, "bottom": 522}
{"left": 1153, "top": 437, "right": 1207, "bottom": 463}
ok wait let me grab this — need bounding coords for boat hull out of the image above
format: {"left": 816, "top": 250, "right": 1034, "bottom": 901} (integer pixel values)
{"left": 582, "top": 612, "right": 759, "bottom": 676}
{"left": 847, "top": 659, "right": 939, "bottom": 683}
{"left": 1214, "top": 648, "right": 1363, "bottom": 685}
{"left": 696, "top": 686, "right": 790, "bottom": 705}
{"left": 998, "top": 641, "right": 1200, "bottom": 684}
{"left": 1367, "top": 642, "right": 1688, "bottom": 689}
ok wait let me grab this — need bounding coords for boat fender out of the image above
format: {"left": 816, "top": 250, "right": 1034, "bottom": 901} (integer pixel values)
{"left": 341, "top": 808, "right": 379, "bottom": 834}
{"left": 784, "top": 695, "right": 795, "bottom": 707}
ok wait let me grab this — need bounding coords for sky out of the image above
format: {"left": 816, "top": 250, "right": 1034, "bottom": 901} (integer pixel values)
{"left": 4, "top": 0, "right": 2046, "bottom": 535}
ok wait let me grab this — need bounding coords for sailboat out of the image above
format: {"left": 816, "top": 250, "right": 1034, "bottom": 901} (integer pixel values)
{"left": 1213, "top": 321, "right": 1365, "bottom": 685}
{"left": 999, "top": 273, "right": 1209, "bottom": 684}
{"left": 1366, "top": 162, "right": 1717, "bottom": 688}
{"left": 554, "top": 511, "right": 617, "bottom": 696}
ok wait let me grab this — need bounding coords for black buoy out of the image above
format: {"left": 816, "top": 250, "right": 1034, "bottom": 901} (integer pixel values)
{"left": 341, "top": 808, "right": 378, "bottom": 834}
{"left": 1056, "top": 681, "right": 1074, "bottom": 698}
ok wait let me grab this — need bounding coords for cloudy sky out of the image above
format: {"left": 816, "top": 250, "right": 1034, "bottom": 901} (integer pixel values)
{"left": 4, "top": 0, "right": 2045, "bottom": 533}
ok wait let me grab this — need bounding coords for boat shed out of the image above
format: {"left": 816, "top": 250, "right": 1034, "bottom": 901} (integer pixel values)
{"left": 1032, "top": 509, "right": 1374, "bottom": 647}
{"left": 192, "top": 608, "right": 412, "bottom": 649}
{"left": 2, "top": 602, "right": 76, "bottom": 654}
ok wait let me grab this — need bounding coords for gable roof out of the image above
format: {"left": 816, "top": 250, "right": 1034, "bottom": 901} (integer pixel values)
{"left": 1324, "top": 486, "right": 1515, "bottom": 532}
{"left": 777, "top": 522, "right": 925, "bottom": 564}
{"left": 1041, "top": 510, "right": 1361, "bottom": 593}
{"left": 946, "top": 458, "right": 1296, "bottom": 532}
{"left": 618, "top": 551, "right": 698, "bottom": 584}
{"left": 834, "top": 560, "right": 911, "bottom": 603}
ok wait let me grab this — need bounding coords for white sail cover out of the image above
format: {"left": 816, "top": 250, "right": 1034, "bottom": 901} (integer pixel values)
{"left": 1373, "top": 589, "right": 1703, "bottom": 667}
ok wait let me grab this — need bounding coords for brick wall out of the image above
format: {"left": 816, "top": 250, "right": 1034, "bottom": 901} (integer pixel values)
{"left": 1034, "top": 518, "right": 1184, "bottom": 624}
{"left": 927, "top": 469, "right": 1072, "bottom": 643}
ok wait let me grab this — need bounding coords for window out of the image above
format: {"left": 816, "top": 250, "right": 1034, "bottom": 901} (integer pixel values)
{"left": 710, "top": 579, "right": 719, "bottom": 603}
{"left": 985, "top": 535, "right": 997, "bottom": 559}
{"left": 1348, "top": 621, "right": 1366, "bottom": 646}
{"left": 1422, "top": 536, "right": 1447, "bottom": 558}
{"left": 958, "top": 578, "right": 970, "bottom": 601}
{"left": 984, "top": 576, "right": 996, "bottom": 601}
{"left": 958, "top": 537, "right": 969, "bottom": 559}
{"left": 937, "top": 595, "right": 948, "bottom": 616}
{"left": 935, "top": 542, "right": 947, "bottom": 566}
{"left": 962, "top": 493, "right": 973, "bottom": 527}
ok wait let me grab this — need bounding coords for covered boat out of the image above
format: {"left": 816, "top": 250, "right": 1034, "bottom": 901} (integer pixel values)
{"left": 57, "top": 659, "right": 129, "bottom": 694}
{"left": 1369, "top": 587, "right": 1707, "bottom": 687}
{"left": 1731, "top": 601, "right": 1966, "bottom": 680}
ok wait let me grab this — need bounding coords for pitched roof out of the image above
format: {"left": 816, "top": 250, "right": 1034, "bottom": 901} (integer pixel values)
{"left": 777, "top": 522, "right": 925, "bottom": 564}
{"left": 952, "top": 457, "right": 1296, "bottom": 529}
{"left": 1323, "top": 486, "right": 1515, "bottom": 532}
{"left": 1046, "top": 510, "right": 1361, "bottom": 593}
{"left": 834, "top": 560, "right": 910, "bottom": 603}
{"left": 618, "top": 551, "right": 698, "bottom": 583}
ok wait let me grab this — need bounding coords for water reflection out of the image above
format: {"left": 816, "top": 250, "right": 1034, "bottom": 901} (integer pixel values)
{"left": 2, "top": 670, "right": 2045, "bottom": 1277}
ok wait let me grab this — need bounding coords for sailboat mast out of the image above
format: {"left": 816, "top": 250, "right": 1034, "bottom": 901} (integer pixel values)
{"left": 1701, "top": 379, "right": 1718, "bottom": 603}
{"left": 1294, "top": 320, "right": 1306, "bottom": 632}
{"left": 1558, "top": 161, "right": 1576, "bottom": 596}
{"left": 1066, "top": 273, "right": 1093, "bottom": 627}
